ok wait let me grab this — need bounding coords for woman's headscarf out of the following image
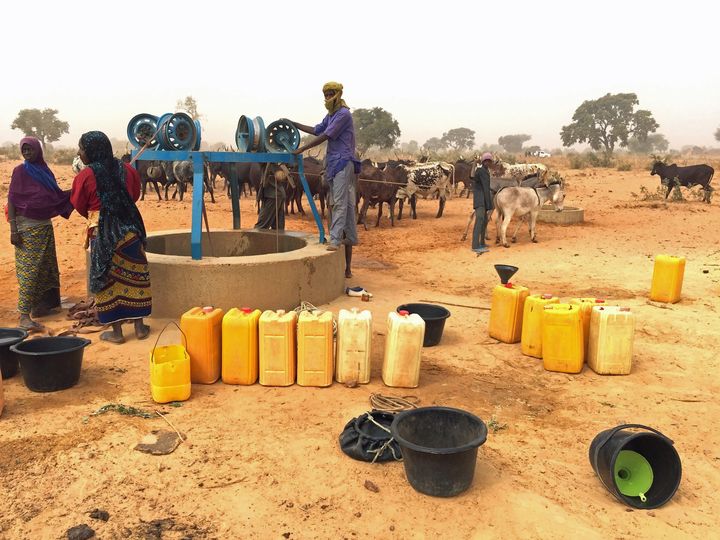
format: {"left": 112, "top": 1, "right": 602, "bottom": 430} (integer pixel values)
{"left": 20, "top": 137, "right": 63, "bottom": 192}
{"left": 7, "top": 136, "right": 72, "bottom": 220}
{"left": 323, "top": 81, "right": 348, "bottom": 115}
{"left": 80, "top": 131, "right": 147, "bottom": 293}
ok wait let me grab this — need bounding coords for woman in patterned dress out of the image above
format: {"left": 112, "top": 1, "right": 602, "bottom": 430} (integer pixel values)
{"left": 70, "top": 131, "right": 152, "bottom": 344}
{"left": 7, "top": 137, "right": 73, "bottom": 329}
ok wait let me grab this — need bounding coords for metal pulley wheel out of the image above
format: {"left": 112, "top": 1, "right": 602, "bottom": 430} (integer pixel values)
{"left": 161, "top": 112, "right": 197, "bottom": 151}
{"left": 193, "top": 120, "right": 202, "bottom": 150}
{"left": 126, "top": 113, "right": 159, "bottom": 149}
{"left": 154, "top": 113, "right": 174, "bottom": 150}
{"left": 235, "top": 115, "right": 266, "bottom": 152}
{"left": 265, "top": 119, "right": 300, "bottom": 153}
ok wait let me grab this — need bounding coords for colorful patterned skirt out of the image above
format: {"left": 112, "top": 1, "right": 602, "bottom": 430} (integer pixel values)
{"left": 14, "top": 224, "right": 61, "bottom": 315}
{"left": 94, "top": 232, "right": 152, "bottom": 324}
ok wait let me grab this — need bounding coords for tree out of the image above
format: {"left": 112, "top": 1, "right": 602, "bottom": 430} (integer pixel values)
{"left": 400, "top": 140, "right": 419, "bottom": 154}
{"left": 560, "top": 93, "right": 658, "bottom": 155}
{"left": 11, "top": 108, "right": 69, "bottom": 146}
{"left": 441, "top": 127, "right": 475, "bottom": 151}
{"left": 423, "top": 137, "right": 446, "bottom": 152}
{"left": 176, "top": 96, "right": 202, "bottom": 120}
{"left": 351, "top": 107, "right": 401, "bottom": 155}
{"left": 715, "top": 127, "right": 720, "bottom": 142}
{"left": 498, "top": 134, "right": 532, "bottom": 153}
{"left": 627, "top": 133, "right": 669, "bottom": 154}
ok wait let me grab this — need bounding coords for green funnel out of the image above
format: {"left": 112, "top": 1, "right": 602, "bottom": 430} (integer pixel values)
{"left": 614, "top": 450, "right": 654, "bottom": 501}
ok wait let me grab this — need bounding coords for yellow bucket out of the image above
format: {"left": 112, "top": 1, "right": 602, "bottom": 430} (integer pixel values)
{"left": 150, "top": 322, "right": 191, "bottom": 404}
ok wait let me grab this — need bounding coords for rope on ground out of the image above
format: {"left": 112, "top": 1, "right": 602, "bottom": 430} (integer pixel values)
{"left": 293, "top": 301, "right": 337, "bottom": 334}
{"left": 364, "top": 412, "right": 402, "bottom": 463}
{"left": 369, "top": 393, "right": 420, "bottom": 412}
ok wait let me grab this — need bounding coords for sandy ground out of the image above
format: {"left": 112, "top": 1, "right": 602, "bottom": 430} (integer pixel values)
{"left": 0, "top": 159, "right": 719, "bottom": 540}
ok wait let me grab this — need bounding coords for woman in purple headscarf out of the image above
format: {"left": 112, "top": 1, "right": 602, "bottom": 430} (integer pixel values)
{"left": 7, "top": 137, "right": 73, "bottom": 329}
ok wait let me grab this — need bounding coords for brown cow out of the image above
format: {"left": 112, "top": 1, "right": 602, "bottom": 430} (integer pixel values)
{"left": 357, "top": 159, "right": 400, "bottom": 229}
{"left": 286, "top": 156, "right": 328, "bottom": 218}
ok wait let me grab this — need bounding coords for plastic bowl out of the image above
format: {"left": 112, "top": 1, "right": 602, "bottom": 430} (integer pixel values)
{"left": 10, "top": 336, "right": 91, "bottom": 392}
{"left": 0, "top": 327, "right": 29, "bottom": 379}
{"left": 396, "top": 303, "right": 451, "bottom": 347}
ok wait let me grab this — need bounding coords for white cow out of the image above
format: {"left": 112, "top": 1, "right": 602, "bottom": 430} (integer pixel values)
{"left": 391, "top": 162, "right": 455, "bottom": 219}
{"left": 491, "top": 159, "right": 549, "bottom": 185}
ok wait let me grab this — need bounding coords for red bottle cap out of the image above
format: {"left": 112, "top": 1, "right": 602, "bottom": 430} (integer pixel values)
{"left": 542, "top": 294, "right": 553, "bottom": 299}
{"left": 505, "top": 282, "right": 513, "bottom": 288}
{"left": 596, "top": 299, "right": 605, "bottom": 303}
{"left": 399, "top": 310, "right": 410, "bottom": 316}
{"left": 241, "top": 307, "right": 252, "bottom": 314}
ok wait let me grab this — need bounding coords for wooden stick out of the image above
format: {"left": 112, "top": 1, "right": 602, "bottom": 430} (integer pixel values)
{"left": 155, "top": 411, "right": 185, "bottom": 442}
{"left": 202, "top": 477, "right": 248, "bottom": 489}
{"left": 646, "top": 300, "right": 674, "bottom": 310}
{"left": 419, "top": 299, "right": 491, "bottom": 310}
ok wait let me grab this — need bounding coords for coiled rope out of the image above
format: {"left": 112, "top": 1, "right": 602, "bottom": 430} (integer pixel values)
{"left": 369, "top": 393, "right": 420, "bottom": 412}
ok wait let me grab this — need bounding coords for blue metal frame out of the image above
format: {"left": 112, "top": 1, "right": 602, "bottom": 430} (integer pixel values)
{"left": 131, "top": 150, "right": 325, "bottom": 259}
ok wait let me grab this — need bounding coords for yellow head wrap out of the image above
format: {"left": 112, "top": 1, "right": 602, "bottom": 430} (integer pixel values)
{"left": 323, "top": 81, "right": 348, "bottom": 114}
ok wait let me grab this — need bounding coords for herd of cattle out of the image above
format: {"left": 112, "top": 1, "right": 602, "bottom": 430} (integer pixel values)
{"left": 73, "top": 152, "right": 714, "bottom": 245}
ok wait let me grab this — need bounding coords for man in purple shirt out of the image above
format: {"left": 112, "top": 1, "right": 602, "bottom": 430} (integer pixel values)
{"left": 292, "top": 81, "right": 360, "bottom": 278}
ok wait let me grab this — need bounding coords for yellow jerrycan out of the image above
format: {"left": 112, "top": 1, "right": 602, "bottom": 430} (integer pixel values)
{"left": 336, "top": 308, "right": 372, "bottom": 384}
{"left": 180, "top": 306, "right": 224, "bottom": 384}
{"left": 297, "top": 311, "right": 334, "bottom": 387}
{"left": 587, "top": 306, "right": 636, "bottom": 375}
{"left": 382, "top": 310, "right": 425, "bottom": 388}
{"left": 489, "top": 283, "right": 530, "bottom": 343}
{"left": 259, "top": 310, "right": 297, "bottom": 386}
{"left": 521, "top": 294, "right": 559, "bottom": 358}
{"left": 569, "top": 297, "right": 607, "bottom": 354}
{"left": 542, "top": 303, "right": 584, "bottom": 374}
{"left": 222, "top": 307, "right": 261, "bottom": 385}
{"left": 650, "top": 254, "right": 685, "bottom": 303}
{"left": 149, "top": 322, "right": 191, "bottom": 404}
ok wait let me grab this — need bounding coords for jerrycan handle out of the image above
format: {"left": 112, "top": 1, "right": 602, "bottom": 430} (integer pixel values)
{"left": 151, "top": 321, "right": 188, "bottom": 363}
{"left": 594, "top": 423, "right": 675, "bottom": 453}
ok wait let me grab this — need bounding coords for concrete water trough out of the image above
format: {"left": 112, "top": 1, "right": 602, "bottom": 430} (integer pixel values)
{"left": 143, "top": 229, "right": 345, "bottom": 318}
{"left": 537, "top": 205, "right": 584, "bottom": 224}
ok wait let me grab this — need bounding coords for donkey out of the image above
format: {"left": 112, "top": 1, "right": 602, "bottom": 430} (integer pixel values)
{"left": 494, "top": 180, "right": 565, "bottom": 247}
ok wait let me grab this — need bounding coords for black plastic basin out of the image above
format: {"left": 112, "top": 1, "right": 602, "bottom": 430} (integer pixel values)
{"left": 10, "top": 336, "right": 91, "bottom": 392}
{"left": 391, "top": 406, "right": 487, "bottom": 497}
{"left": 396, "top": 303, "right": 451, "bottom": 347}
{"left": 0, "top": 328, "right": 28, "bottom": 379}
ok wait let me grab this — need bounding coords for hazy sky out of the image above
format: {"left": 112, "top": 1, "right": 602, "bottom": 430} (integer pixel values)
{"left": 1, "top": 0, "right": 718, "bottom": 151}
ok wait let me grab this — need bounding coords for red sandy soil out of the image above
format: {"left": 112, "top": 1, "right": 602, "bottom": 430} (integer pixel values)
{"left": 0, "top": 159, "right": 718, "bottom": 539}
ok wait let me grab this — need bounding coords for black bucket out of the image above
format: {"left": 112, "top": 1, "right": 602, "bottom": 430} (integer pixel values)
{"left": 10, "top": 336, "right": 91, "bottom": 392}
{"left": 391, "top": 406, "right": 487, "bottom": 497}
{"left": 0, "top": 328, "right": 28, "bottom": 379}
{"left": 396, "top": 303, "right": 451, "bottom": 347}
{"left": 589, "top": 424, "right": 682, "bottom": 509}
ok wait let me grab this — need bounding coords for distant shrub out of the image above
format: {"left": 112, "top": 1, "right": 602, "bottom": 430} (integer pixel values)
{"left": 568, "top": 154, "right": 586, "bottom": 169}
{"left": 49, "top": 148, "right": 77, "bottom": 165}
{"left": 630, "top": 185, "right": 666, "bottom": 201}
{"left": 0, "top": 144, "right": 20, "bottom": 161}
{"left": 617, "top": 161, "right": 632, "bottom": 171}
{"left": 498, "top": 153, "right": 517, "bottom": 165}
